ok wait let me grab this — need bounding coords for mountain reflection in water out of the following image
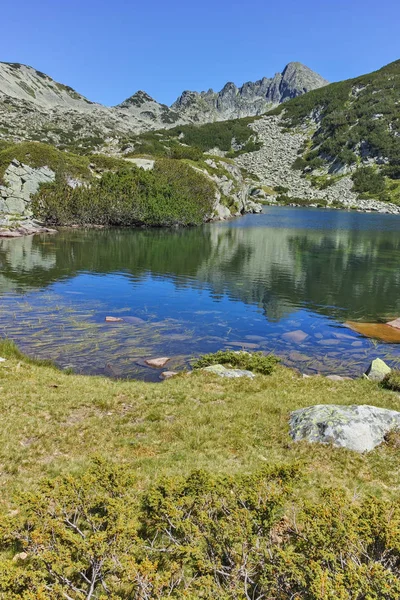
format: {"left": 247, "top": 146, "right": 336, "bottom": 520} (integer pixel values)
{"left": 1, "top": 207, "right": 399, "bottom": 380}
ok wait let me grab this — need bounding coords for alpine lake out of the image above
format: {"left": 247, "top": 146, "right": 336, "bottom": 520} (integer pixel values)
{"left": 1, "top": 206, "right": 400, "bottom": 381}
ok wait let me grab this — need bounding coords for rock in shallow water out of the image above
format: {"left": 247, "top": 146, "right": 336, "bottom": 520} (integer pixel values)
{"left": 145, "top": 357, "right": 171, "bottom": 368}
{"left": 160, "top": 371, "right": 179, "bottom": 380}
{"left": 290, "top": 404, "right": 400, "bottom": 452}
{"left": 364, "top": 358, "right": 391, "bottom": 382}
{"left": 202, "top": 364, "right": 255, "bottom": 379}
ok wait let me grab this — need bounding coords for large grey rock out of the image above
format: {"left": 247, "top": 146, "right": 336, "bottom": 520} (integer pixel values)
{"left": 364, "top": 358, "right": 391, "bottom": 382}
{"left": 202, "top": 364, "right": 255, "bottom": 379}
{"left": 0, "top": 160, "right": 56, "bottom": 217}
{"left": 290, "top": 404, "right": 400, "bottom": 452}
{"left": 125, "top": 158, "right": 155, "bottom": 171}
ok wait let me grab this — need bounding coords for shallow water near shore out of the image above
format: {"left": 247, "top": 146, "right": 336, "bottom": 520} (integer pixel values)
{"left": 1, "top": 206, "right": 400, "bottom": 381}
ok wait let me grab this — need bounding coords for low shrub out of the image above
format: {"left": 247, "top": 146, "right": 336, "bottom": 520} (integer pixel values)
{"left": 381, "top": 370, "right": 400, "bottom": 392}
{"left": 292, "top": 156, "right": 308, "bottom": 170}
{"left": 352, "top": 166, "right": 386, "bottom": 195}
{"left": 32, "top": 159, "right": 216, "bottom": 227}
{"left": 1, "top": 462, "right": 400, "bottom": 599}
{"left": 192, "top": 350, "right": 279, "bottom": 375}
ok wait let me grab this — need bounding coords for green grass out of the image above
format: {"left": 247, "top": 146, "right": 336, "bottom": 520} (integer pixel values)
{"left": 0, "top": 340, "right": 399, "bottom": 511}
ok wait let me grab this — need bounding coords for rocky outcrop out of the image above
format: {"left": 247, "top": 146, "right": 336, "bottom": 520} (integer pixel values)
{"left": 290, "top": 404, "right": 400, "bottom": 452}
{"left": 0, "top": 159, "right": 55, "bottom": 215}
{"left": 235, "top": 115, "right": 400, "bottom": 214}
{"left": 172, "top": 63, "right": 328, "bottom": 122}
{"left": 198, "top": 159, "right": 262, "bottom": 220}
{"left": 0, "top": 159, "right": 58, "bottom": 237}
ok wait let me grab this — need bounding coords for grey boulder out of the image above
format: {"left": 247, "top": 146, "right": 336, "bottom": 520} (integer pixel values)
{"left": 364, "top": 358, "right": 391, "bottom": 382}
{"left": 202, "top": 364, "right": 255, "bottom": 379}
{"left": 289, "top": 404, "right": 400, "bottom": 452}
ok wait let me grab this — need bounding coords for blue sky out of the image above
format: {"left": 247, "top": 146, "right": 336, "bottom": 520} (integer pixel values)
{"left": 1, "top": 0, "right": 398, "bottom": 106}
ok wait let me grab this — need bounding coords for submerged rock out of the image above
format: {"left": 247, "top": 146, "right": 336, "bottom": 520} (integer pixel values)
{"left": 387, "top": 318, "right": 400, "bottom": 331}
{"left": 160, "top": 371, "right": 179, "bottom": 380}
{"left": 145, "top": 357, "right": 171, "bottom": 368}
{"left": 282, "top": 330, "right": 308, "bottom": 344}
{"left": 364, "top": 358, "right": 391, "bottom": 382}
{"left": 105, "top": 316, "right": 123, "bottom": 322}
{"left": 290, "top": 404, "right": 400, "bottom": 452}
{"left": 346, "top": 321, "right": 400, "bottom": 343}
{"left": 202, "top": 364, "right": 255, "bottom": 378}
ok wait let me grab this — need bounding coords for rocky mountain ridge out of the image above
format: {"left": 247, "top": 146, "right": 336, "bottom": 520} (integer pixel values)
{"left": 172, "top": 62, "right": 328, "bottom": 122}
{"left": 0, "top": 61, "right": 327, "bottom": 146}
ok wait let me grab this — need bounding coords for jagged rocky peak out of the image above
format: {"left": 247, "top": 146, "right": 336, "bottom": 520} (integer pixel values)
{"left": 0, "top": 61, "right": 94, "bottom": 109}
{"left": 172, "top": 62, "right": 328, "bottom": 122}
{"left": 117, "top": 90, "right": 158, "bottom": 109}
{"left": 279, "top": 61, "right": 328, "bottom": 99}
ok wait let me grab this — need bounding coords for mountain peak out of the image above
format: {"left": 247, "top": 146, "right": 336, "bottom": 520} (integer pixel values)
{"left": 171, "top": 62, "right": 328, "bottom": 122}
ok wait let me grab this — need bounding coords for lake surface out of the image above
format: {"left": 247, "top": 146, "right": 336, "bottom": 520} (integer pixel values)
{"left": 1, "top": 206, "right": 400, "bottom": 380}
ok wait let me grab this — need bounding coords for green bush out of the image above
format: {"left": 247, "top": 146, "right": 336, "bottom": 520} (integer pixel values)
{"left": 276, "top": 194, "right": 328, "bottom": 207}
{"left": 192, "top": 350, "right": 279, "bottom": 375}
{"left": 381, "top": 370, "right": 400, "bottom": 392}
{"left": 274, "top": 184, "right": 289, "bottom": 193}
{"left": 32, "top": 159, "right": 216, "bottom": 227}
{"left": 1, "top": 463, "right": 400, "bottom": 599}
{"left": 352, "top": 167, "right": 386, "bottom": 195}
{"left": 292, "top": 156, "right": 307, "bottom": 170}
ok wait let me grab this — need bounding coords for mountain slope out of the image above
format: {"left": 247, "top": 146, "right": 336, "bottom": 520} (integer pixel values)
{"left": 272, "top": 59, "right": 400, "bottom": 172}
{"left": 233, "top": 59, "right": 400, "bottom": 210}
{"left": 0, "top": 61, "right": 327, "bottom": 148}
{"left": 171, "top": 62, "right": 328, "bottom": 122}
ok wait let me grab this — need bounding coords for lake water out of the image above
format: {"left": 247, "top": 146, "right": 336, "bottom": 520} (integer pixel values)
{"left": 1, "top": 206, "right": 400, "bottom": 380}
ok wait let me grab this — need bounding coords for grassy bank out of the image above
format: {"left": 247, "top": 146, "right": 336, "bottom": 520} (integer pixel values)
{"left": 1, "top": 341, "right": 400, "bottom": 598}
{"left": 0, "top": 339, "right": 399, "bottom": 507}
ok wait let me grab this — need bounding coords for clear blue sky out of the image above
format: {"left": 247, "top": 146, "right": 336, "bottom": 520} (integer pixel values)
{"left": 1, "top": 0, "right": 398, "bottom": 106}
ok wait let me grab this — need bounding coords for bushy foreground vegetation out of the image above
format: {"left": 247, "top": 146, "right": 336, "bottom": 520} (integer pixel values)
{"left": 32, "top": 159, "right": 216, "bottom": 227}
{"left": 1, "top": 461, "right": 400, "bottom": 599}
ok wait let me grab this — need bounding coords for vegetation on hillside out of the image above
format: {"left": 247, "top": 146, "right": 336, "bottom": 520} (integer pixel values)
{"left": 0, "top": 141, "right": 127, "bottom": 181}
{"left": 125, "top": 116, "right": 262, "bottom": 158}
{"left": 269, "top": 59, "right": 400, "bottom": 202}
{"left": 32, "top": 159, "right": 216, "bottom": 227}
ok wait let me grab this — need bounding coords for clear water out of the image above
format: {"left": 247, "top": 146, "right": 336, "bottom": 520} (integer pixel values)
{"left": 1, "top": 206, "right": 400, "bottom": 380}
